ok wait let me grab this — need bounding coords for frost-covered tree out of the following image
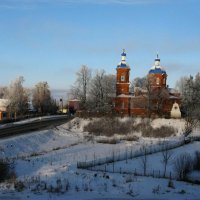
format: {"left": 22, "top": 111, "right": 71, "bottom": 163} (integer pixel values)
{"left": 130, "top": 76, "right": 147, "bottom": 95}
{"left": 0, "top": 87, "right": 8, "bottom": 98}
{"left": 181, "top": 73, "right": 200, "bottom": 135}
{"left": 6, "top": 76, "right": 29, "bottom": 116}
{"left": 32, "top": 82, "right": 56, "bottom": 114}
{"left": 89, "top": 70, "right": 116, "bottom": 112}
{"left": 133, "top": 76, "right": 147, "bottom": 89}
{"left": 175, "top": 76, "right": 188, "bottom": 94}
{"left": 71, "top": 65, "right": 91, "bottom": 109}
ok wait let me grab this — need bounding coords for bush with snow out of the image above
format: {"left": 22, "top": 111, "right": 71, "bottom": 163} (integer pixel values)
{"left": 141, "top": 125, "right": 176, "bottom": 138}
{"left": 0, "top": 159, "right": 15, "bottom": 182}
{"left": 83, "top": 117, "right": 177, "bottom": 138}
{"left": 83, "top": 117, "right": 135, "bottom": 136}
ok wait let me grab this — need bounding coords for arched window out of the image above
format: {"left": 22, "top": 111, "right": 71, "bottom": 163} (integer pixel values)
{"left": 156, "top": 77, "right": 160, "bottom": 85}
{"left": 121, "top": 101, "right": 124, "bottom": 109}
{"left": 121, "top": 75, "right": 125, "bottom": 82}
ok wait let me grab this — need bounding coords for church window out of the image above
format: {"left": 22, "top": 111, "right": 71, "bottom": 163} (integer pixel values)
{"left": 156, "top": 77, "right": 160, "bottom": 85}
{"left": 121, "top": 75, "right": 125, "bottom": 82}
{"left": 121, "top": 101, "right": 124, "bottom": 109}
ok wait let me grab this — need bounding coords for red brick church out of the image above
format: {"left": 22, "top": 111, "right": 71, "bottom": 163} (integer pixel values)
{"left": 114, "top": 50, "right": 181, "bottom": 118}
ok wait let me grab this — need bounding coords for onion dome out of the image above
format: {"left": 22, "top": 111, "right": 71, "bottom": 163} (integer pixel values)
{"left": 148, "top": 54, "right": 166, "bottom": 74}
{"left": 117, "top": 49, "right": 130, "bottom": 68}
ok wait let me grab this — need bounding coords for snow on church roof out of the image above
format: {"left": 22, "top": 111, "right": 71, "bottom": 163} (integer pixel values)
{"left": 117, "top": 49, "right": 130, "bottom": 68}
{"left": 148, "top": 54, "right": 166, "bottom": 75}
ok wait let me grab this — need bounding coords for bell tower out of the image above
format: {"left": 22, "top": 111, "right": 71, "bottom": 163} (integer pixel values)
{"left": 148, "top": 54, "right": 167, "bottom": 89}
{"left": 116, "top": 49, "right": 130, "bottom": 95}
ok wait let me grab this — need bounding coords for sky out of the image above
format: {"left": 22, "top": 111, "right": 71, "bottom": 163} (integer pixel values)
{"left": 0, "top": 0, "right": 200, "bottom": 97}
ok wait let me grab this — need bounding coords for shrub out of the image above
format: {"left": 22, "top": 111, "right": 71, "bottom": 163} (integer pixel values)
{"left": 168, "top": 180, "right": 175, "bottom": 189}
{"left": 142, "top": 125, "right": 175, "bottom": 138}
{"left": 84, "top": 117, "right": 134, "bottom": 137}
{"left": 125, "top": 174, "right": 136, "bottom": 183}
{"left": 0, "top": 160, "right": 10, "bottom": 182}
{"left": 194, "top": 151, "right": 200, "bottom": 170}
{"left": 152, "top": 185, "right": 160, "bottom": 194}
{"left": 14, "top": 181, "right": 25, "bottom": 192}
{"left": 96, "top": 138, "right": 118, "bottom": 144}
{"left": 173, "top": 153, "right": 193, "bottom": 180}
{"left": 125, "top": 135, "right": 139, "bottom": 141}
{"left": 84, "top": 117, "right": 175, "bottom": 138}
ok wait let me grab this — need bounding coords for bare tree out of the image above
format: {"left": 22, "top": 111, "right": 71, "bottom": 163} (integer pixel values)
{"left": 153, "top": 87, "right": 169, "bottom": 116}
{"left": 0, "top": 87, "right": 8, "bottom": 98}
{"left": 173, "top": 153, "right": 192, "bottom": 180}
{"left": 182, "top": 74, "right": 200, "bottom": 136}
{"left": 143, "top": 76, "right": 169, "bottom": 117}
{"left": 175, "top": 76, "right": 188, "bottom": 94}
{"left": 89, "top": 71, "right": 115, "bottom": 112}
{"left": 144, "top": 77, "right": 155, "bottom": 118}
{"left": 6, "top": 76, "right": 29, "bottom": 117}
{"left": 32, "top": 82, "right": 56, "bottom": 114}
{"left": 89, "top": 70, "right": 105, "bottom": 111}
{"left": 133, "top": 76, "right": 147, "bottom": 89}
{"left": 71, "top": 65, "right": 91, "bottom": 109}
{"left": 140, "top": 145, "right": 148, "bottom": 176}
{"left": 102, "top": 74, "right": 116, "bottom": 101}
{"left": 161, "top": 144, "right": 173, "bottom": 177}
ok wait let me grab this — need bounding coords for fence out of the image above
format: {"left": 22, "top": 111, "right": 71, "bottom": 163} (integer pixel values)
{"left": 189, "top": 135, "right": 200, "bottom": 142}
{"left": 87, "top": 166, "right": 176, "bottom": 180}
{"left": 77, "top": 138, "right": 185, "bottom": 169}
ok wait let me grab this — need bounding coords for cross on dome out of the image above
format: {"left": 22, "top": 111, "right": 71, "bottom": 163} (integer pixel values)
{"left": 121, "top": 49, "right": 126, "bottom": 57}
{"left": 148, "top": 54, "right": 166, "bottom": 74}
{"left": 155, "top": 52, "right": 160, "bottom": 62}
{"left": 117, "top": 49, "right": 129, "bottom": 68}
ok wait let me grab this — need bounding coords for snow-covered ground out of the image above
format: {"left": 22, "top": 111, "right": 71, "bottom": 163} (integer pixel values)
{"left": 0, "top": 117, "right": 200, "bottom": 200}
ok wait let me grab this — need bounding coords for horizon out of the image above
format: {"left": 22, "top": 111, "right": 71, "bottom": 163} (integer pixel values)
{"left": 0, "top": 0, "right": 200, "bottom": 92}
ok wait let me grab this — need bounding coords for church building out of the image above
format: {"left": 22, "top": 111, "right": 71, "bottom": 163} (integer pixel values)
{"left": 114, "top": 50, "right": 181, "bottom": 118}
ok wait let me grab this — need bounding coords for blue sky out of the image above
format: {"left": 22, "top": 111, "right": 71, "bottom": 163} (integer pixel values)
{"left": 0, "top": 0, "right": 200, "bottom": 94}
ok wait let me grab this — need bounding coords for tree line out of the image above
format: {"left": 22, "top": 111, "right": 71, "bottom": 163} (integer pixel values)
{"left": 0, "top": 76, "right": 57, "bottom": 119}
{"left": 175, "top": 73, "right": 200, "bottom": 135}
{"left": 1, "top": 65, "right": 199, "bottom": 127}
{"left": 70, "top": 65, "right": 116, "bottom": 112}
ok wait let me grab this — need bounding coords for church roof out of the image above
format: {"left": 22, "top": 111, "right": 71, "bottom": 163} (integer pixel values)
{"left": 148, "top": 54, "right": 166, "bottom": 75}
{"left": 149, "top": 67, "right": 166, "bottom": 74}
{"left": 121, "top": 51, "right": 126, "bottom": 57}
{"left": 117, "top": 49, "right": 130, "bottom": 68}
{"left": 117, "top": 62, "right": 129, "bottom": 68}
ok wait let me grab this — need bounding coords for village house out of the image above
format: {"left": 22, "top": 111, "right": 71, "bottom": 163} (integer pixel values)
{"left": 0, "top": 99, "right": 10, "bottom": 121}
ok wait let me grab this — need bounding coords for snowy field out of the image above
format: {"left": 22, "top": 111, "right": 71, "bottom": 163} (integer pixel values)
{"left": 0, "top": 117, "right": 200, "bottom": 200}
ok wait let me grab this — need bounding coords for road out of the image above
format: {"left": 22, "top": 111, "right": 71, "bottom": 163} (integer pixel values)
{"left": 0, "top": 115, "right": 72, "bottom": 138}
